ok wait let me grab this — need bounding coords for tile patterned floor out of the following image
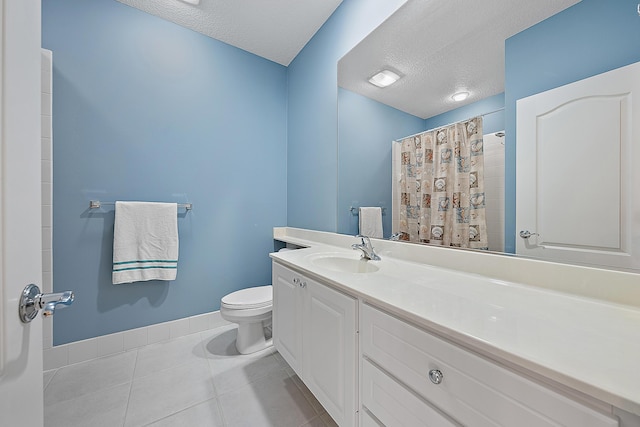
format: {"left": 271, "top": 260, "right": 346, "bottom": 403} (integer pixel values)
{"left": 43, "top": 324, "right": 338, "bottom": 427}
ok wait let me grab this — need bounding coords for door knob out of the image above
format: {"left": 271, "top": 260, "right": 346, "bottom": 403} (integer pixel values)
{"left": 19, "top": 284, "right": 74, "bottom": 323}
{"left": 519, "top": 230, "right": 538, "bottom": 239}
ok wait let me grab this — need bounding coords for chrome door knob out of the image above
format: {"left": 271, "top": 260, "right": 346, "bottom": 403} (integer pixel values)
{"left": 19, "top": 284, "right": 74, "bottom": 323}
{"left": 519, "top": 230, "right": 538, "bottom": 239}
{"left": 428, "top": 369, "right": 444, "bottom": 385}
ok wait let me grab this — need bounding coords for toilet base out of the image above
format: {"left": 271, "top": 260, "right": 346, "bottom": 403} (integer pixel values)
{"left": 236, "top": 321, "right": 273, "bottom": 354}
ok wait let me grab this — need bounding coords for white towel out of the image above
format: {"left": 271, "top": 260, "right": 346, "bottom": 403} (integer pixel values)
{"left": 112, "top": 201, "right": 179, "bottom": 284}
{"left": 359, "top": 207, "right": 383, "bottom": 238}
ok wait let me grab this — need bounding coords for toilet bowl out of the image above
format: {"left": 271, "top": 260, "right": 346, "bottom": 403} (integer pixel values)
{"left": 220, "top": 285, "right": 273, "bottom": 354}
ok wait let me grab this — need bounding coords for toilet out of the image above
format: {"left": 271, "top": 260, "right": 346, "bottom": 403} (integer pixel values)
{"left": 220, "top": 285, "right": 273, "bottom": 354}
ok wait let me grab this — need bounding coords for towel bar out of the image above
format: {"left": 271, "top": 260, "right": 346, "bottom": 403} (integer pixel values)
{"left": 349, "top": 206, "right": 386, "bottom": 216}
{"left": 89, "top": 200, "right": 192, "bottom": 211}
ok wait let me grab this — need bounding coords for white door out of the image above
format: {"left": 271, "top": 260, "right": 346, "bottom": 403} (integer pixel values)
{"left": 0, "top": 1, "right": 44, "bottom": 426}
{"left": 516, "top": 61, "right": 640, "bottom": 272}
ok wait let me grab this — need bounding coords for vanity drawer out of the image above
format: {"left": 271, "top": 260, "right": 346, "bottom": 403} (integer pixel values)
{"left": 361, "top": 303, "right": 618, "bottom": 427}
{"left": 362, "top": 358, "right": 459, "bottom": 427}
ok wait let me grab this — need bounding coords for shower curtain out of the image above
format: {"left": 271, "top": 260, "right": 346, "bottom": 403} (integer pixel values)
{"left": 398, "top": 117, "right": 488, "bottom": 249}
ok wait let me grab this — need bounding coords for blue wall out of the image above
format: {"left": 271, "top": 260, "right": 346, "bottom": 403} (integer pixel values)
{"left": 46, "top": 0, "right": 639, "bottom": 345}
{"left": 337, "top": 88, "right": 424, "bottom": 237}
{"left": 504, "top": 0, "right": 640, "bottom": 253}
{"left": 43, "top": 0, "right": 287, "bottom": 344}
{"left": 287, "top": 0, "right": 407, "bottom": 233}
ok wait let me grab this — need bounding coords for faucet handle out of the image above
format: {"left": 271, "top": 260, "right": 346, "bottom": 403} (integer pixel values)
{"left": 353, "top": 235, "right": 381, "bottom": 261}
{"left": 355, "top": 234, "right": 370, "bottom": 245}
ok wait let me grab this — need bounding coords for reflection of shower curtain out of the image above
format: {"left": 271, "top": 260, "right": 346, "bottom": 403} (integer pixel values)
{"left": 398, "top": 117, "right": 488, "bottom": 249}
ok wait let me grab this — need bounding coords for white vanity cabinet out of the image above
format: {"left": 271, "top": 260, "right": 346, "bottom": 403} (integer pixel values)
{"left": 360, "top": 303, "right": 619, "bottom": 427}
{"left": 272, "top": 262, "right": 358, "bottom": 427}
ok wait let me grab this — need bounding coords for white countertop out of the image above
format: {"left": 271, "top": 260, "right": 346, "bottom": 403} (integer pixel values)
{"left": 270, "top": 228, "right": 640, "bottom": 416}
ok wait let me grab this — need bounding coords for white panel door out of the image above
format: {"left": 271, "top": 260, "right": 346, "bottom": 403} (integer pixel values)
{"left": 303, "top": 277, "right": 357, "bottom": 427}
{"left": 516, "top": 61, "right": 640, "bottom": 271}
{"left": 0, "top": 0, "right": 44, "bottom": 426}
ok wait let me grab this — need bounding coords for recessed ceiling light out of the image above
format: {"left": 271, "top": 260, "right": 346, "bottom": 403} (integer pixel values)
{"left": 368, "top": 70, "right": 401, "bottom": 88}
{"left": 452, "top": 91, "right": 469, "bottom": 102}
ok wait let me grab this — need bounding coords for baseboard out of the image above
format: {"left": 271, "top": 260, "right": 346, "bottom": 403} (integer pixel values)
{"left": 43, "top": 311, "right": 230, "bottom": 370}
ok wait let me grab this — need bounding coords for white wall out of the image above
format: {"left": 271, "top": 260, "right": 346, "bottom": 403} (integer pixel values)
{"left": 483, "top": 132, "right": 505, "bottom": 252}
{"left": 391, "top": 141, "right": 401, "bottom": 234}
{"left": 41, "top": 49, "right": 53, "bottom": 351}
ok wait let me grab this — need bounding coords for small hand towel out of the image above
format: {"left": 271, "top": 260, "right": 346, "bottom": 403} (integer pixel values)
{"left": 112, "top": 201, "right": 179, "bottom": 284}
{"left": 359, "top": 207, "right": 383, "bottom": 238}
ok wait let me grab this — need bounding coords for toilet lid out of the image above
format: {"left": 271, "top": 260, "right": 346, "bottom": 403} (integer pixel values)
{"left": 221, "top": 285, "right": 272, "bottom": 309}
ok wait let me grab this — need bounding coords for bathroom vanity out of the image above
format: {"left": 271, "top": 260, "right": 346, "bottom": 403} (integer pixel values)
{"left": 271, "top": 227, "right": 640, "bottom": 427}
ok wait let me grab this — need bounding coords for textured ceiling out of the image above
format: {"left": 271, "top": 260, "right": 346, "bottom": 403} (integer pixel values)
{"left": 338, "top": 0, "right": 581, "bottom": 119}
{"left": 116, "top": 0, "right": 343, "bottom": 66}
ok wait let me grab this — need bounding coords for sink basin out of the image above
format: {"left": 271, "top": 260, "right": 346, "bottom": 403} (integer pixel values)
{"left": 311, "top": 255, "right": 380, "bottom": 274}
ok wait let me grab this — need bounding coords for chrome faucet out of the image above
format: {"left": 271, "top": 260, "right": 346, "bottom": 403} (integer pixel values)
{"left": 352, "top": 235, "right": 381, "bottom": 261}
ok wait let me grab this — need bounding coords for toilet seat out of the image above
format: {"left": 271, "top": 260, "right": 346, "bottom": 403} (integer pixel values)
{"left": 221, "top": 285, "right": 272, "bottom": 310}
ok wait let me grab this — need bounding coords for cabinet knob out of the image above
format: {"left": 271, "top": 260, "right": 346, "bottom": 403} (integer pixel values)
{"left": 428, "top": 369, "right": 444, "bottom": 385}
{"left": 292, "top": 277, "right": 306, "bottom": 288}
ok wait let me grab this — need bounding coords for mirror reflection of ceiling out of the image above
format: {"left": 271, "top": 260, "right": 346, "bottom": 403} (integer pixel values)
{"left": 116, "top": 0, "right": 343, "bottom": 66}
{"left": 338, "top": 0, "right": 580, "bottom": 119}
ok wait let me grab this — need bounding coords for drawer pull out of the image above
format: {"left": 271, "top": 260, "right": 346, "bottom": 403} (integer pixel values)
{"left": 293, "top": 278, "right": 300, "bottom": 285}
{"left": 428, "top": 369, "right": 444, "bottom": 385}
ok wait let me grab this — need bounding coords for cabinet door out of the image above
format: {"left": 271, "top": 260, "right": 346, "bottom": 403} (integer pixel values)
{"left": 303, "top": 278, "right": 357, "bottom": 427}
{"left": 272, "top": 263, "right": 302, "bottom": 375}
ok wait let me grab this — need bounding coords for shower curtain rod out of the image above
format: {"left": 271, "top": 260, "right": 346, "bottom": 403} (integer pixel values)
{"left": 393, "top": 107, "right": 505, "bottom": 143}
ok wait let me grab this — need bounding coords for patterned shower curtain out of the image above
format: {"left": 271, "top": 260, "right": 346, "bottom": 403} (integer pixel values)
{"left": 398, "top": 117, "right": 488, "bottom": 249}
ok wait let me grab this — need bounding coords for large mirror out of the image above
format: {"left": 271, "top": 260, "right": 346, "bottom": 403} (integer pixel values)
{"left": 337, "top": 0, "right": 640, "bottom": 271}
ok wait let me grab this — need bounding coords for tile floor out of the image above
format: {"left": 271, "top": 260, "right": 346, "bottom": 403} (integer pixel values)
{"left": 43, "top": 324, "right": 337, "bottom": 427}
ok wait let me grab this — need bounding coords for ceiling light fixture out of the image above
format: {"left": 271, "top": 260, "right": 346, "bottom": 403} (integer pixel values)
{"left": 451, "top": 91, "right": 469, "bottom": 102}
{"left": 368, "top": 70, "right": 401, "bottom": 88}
